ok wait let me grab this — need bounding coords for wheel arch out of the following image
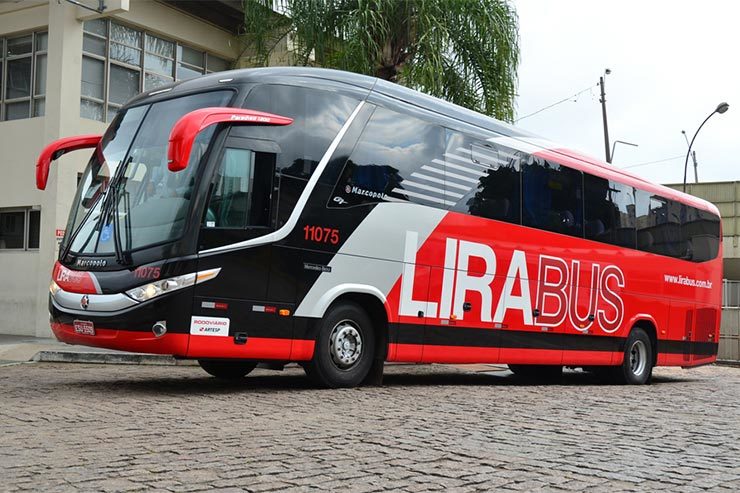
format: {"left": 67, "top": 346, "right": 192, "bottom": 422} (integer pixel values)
{"left": 631, "top": 317, "right": 658, "bottom": 366}
{"left": 326, "top": 292, "right": 390, "bottom": 362}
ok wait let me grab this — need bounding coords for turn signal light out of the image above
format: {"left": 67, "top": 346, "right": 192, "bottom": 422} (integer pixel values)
{"left": 279, "top": 309, "right": 291, "bottom": 317}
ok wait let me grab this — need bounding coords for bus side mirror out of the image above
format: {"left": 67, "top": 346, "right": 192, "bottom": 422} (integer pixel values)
{"left": 167, "top": 107, "right": 293, "bottom": 172}
{"left": 36, "top": 134, "right": 102, "bottom": 190}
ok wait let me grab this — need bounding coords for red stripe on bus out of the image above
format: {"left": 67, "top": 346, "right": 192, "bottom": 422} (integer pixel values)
{"left": 290, "top": 339, "right": 315, "bottom": 361}
{"left": 187, "top": 335, "right": 309, "bottom": 360}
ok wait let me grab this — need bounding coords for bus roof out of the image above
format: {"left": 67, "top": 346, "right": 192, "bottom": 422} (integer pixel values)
{"left": 128, "top": 67, "right": 720, "bottom": 217}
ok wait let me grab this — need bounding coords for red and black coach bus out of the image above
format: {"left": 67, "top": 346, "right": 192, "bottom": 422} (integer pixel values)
{"left": 38, "top": 67, "right": 722, "bottom": 387}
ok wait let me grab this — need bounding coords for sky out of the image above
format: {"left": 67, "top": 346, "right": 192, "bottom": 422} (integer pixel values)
{"left": 512, "top": 0, "right": 739, "bottom": 185}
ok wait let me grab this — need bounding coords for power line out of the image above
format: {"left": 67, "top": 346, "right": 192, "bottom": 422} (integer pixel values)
{"left": 515, "top": 84, "right": 597, "bottom": 123}
{"left": 622, "top": 154, "right": 685, "bottom": 169}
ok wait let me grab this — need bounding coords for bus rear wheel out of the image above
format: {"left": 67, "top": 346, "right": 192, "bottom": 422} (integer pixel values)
{"left": 305, "top": 302, "right": 375, "bottom": 388}
{"left": 198, "top": 360, "right": 257, "bottom": 380}
{"left": 611, "top": 327, "right": 653, "bottom": 385}
{"left": 508, "top": 364, "right": 563, "bottom": 383}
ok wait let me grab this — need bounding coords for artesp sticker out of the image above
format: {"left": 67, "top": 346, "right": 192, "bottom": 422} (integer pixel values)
{"left": 190, "top": 316, "right": 230, "bottom": 336}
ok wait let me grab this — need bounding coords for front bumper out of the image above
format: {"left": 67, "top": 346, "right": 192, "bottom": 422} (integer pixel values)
{"left": 50, "top": 321, "right": 189, "bottom": 355}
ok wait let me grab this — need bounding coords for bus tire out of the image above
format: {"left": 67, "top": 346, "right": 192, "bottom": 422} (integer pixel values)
{"left": 508, "top": 364, "right": 563, "bottom": 383}
{"left": 612, "top": 327, "right": 653, "bottom": 385}
{"left": 198, "top": 359, "right": 257, "bottom": 380}
{"left": 306, "top": 302, "right": 375, "bottom": 388}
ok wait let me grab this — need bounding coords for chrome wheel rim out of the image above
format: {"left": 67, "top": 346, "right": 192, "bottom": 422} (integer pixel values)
{"left": 329, "top": 320, "right": 363, "bottom": 370}
{"left": 629, "top": 340, "right": 647, "bottom": 376}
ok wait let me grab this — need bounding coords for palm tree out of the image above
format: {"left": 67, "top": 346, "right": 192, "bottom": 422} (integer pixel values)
{"left": 242, "top": 0, "right": 519, "bottom": 122}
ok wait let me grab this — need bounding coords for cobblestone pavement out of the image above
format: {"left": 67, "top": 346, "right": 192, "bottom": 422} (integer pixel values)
{"left": 1, "top": 362, "right": 739, "bottom": 492}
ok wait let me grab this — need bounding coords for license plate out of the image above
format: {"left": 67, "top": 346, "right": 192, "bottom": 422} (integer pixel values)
{"left": 73, "top": 320, "right": 96, "bottom": 336}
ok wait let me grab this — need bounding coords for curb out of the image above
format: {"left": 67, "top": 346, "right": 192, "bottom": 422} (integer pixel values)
{"left": 33, "top": 350, "right": 197, "bottom": 366}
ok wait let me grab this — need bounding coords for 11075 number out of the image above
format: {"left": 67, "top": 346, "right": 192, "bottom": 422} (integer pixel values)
{"left": 304, "top": 225, "right": 340, "bottom": 245}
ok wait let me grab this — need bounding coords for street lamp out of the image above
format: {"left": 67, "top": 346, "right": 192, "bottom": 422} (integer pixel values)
{"left": 610, "top": 140, "right": 638, "bottom": 163}
{"left": 683, "top": 102, "right": 729, "bottom": 192}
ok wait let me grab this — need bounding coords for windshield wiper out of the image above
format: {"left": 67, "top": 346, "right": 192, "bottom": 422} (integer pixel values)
{"left": 111, "top": 183, "right": 133, "bottom": 266}
{"left": 62, "top": 156, "right": 132, "bottom": 264}
{"left": 60, "top": 189, "right": 105, "bottom": 264}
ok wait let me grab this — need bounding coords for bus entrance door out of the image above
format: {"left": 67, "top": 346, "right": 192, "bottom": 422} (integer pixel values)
{"left": 188, "top": 136, "right": 290, "bottom": 360}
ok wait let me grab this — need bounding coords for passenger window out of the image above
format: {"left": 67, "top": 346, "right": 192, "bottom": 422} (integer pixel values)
{"left": 205, "top": 147, "right": 275, "bottom": 228}
{"left": 584, "top": 174, "right": 635, "bottom": 248}
{"left": 330, "top": 106, "right": 446, "bottom": 208}
{"left": 446, "top": 130, "right": 522, "bottom": 225}
{"left": 682, "top": 206, "right": 720, "bottom": 262}
{"left": 522, "top": 157, "right": 583, "bottom": 237}
{"left": 635, "top": 192, "right": 684, "bottom": 258}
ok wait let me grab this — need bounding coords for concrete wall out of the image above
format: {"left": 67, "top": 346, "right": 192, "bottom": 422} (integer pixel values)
{"left": 719, "top": 308, "right": 739, "bottom": 362}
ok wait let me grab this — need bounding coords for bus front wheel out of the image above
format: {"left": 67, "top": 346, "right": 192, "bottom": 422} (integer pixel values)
{"left": 305, "top": 302, "right": 375, "bottom": 388}
{"left": 198, "top": 360, "right": 257, "bottom": 380}
{"left": 611, "top": 327, "right": 653, "bottom": 385}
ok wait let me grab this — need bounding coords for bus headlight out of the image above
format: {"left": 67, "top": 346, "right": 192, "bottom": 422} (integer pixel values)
{"left": 125, "top": 268, "right": 220, "bottom": 303}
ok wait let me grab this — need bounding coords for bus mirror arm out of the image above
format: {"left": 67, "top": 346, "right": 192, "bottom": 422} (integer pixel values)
{"left": 36, "top": 135, "right": 102, "bottom": 190}
{"left": 167, "top": 107, "right": 293, "bottom": 173}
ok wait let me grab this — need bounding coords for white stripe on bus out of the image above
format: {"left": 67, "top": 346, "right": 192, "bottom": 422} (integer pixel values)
{"left": 391, "top": 189, "right": 457, "bottom": 206}
{"left": 420, "top": 165, "right": 479, "bottom": 184}
{"left": 402, "top": 180, "right": 464, "bottom": 198}
{"left": 410, "top": 172, "right": 472, "bottom": 191}
{"left": 432, "top": 158, "right": 487, "bottom": 177}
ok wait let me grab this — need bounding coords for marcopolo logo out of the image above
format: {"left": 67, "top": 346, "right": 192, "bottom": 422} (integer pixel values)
{"left": 190, "top": 316, "right": 230, "bottom": 336}
{"left": 346, "top": 185, "right": 385, "bottom": 199}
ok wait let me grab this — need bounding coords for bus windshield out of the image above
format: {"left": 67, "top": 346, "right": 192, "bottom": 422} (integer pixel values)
{"left": 65, "top": 90, "right": 232, "bottom": 258}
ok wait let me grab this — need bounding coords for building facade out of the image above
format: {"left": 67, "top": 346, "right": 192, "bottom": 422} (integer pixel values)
{"left": 0, "top": 0, "right": 249, "bottom": 336}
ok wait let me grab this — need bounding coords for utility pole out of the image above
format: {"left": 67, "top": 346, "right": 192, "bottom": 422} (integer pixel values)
{"left": 599, "top": 69, "right": 612, "bottom": 163}
{"left": 681, "top": 130, "right": 700, "bottom": 183}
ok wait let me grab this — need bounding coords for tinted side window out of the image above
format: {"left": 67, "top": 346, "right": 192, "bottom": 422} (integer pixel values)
{"left": 584, "top": 174, "right": 636, "bottom": 248}
{"left": 636, "top": 191, "right": 685, "bottom": 258}
{"left": 446, "top": 130, "right": 521, "bottom": 225}
{"left": 683, "top": 206, "right": 720, "bottom": 262}
{"left": 242, "top": 84, "right": 359, "bottom": 225}
{"left": 243, "top": 84, "right": 358, "bottom": 177}
{"left": 522, "top": 158, "right": 583, "bottom": 237}
{"left": 331, "top": 106, "right": 447, "bottom": 208}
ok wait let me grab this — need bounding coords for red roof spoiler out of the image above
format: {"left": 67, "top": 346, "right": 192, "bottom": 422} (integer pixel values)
{"left": 36, "top": 135, "right": 102, "bottom": 190}
{"left": 167, "top": 107, "right": 293, "bottom": 172}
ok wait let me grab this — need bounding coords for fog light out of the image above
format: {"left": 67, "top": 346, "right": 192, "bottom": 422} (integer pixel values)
{"left": 152, "top": 321, "right": 167, "bottom": 338}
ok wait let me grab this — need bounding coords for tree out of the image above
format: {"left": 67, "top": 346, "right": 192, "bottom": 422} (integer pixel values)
{"left": 242, "top": 0, "right": 520, "bottom": 121}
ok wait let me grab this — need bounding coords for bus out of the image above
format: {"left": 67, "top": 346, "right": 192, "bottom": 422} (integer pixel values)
{"left": 38, "top": 67, "right": 722, "bottom": 387}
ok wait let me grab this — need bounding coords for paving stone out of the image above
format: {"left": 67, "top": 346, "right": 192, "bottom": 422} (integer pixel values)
{"left": 0, "top": 363, "right": 739, "bottom": 492}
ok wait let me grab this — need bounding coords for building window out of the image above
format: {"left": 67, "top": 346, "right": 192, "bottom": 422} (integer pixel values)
{"left": 81, "top": 19, "right": 232, "bottom": 123}
{"left": 0, "top": 208, "right": 40, "bottom": 250}
{"left": 0, "top": 32, "right": 48, "bottom": 121}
